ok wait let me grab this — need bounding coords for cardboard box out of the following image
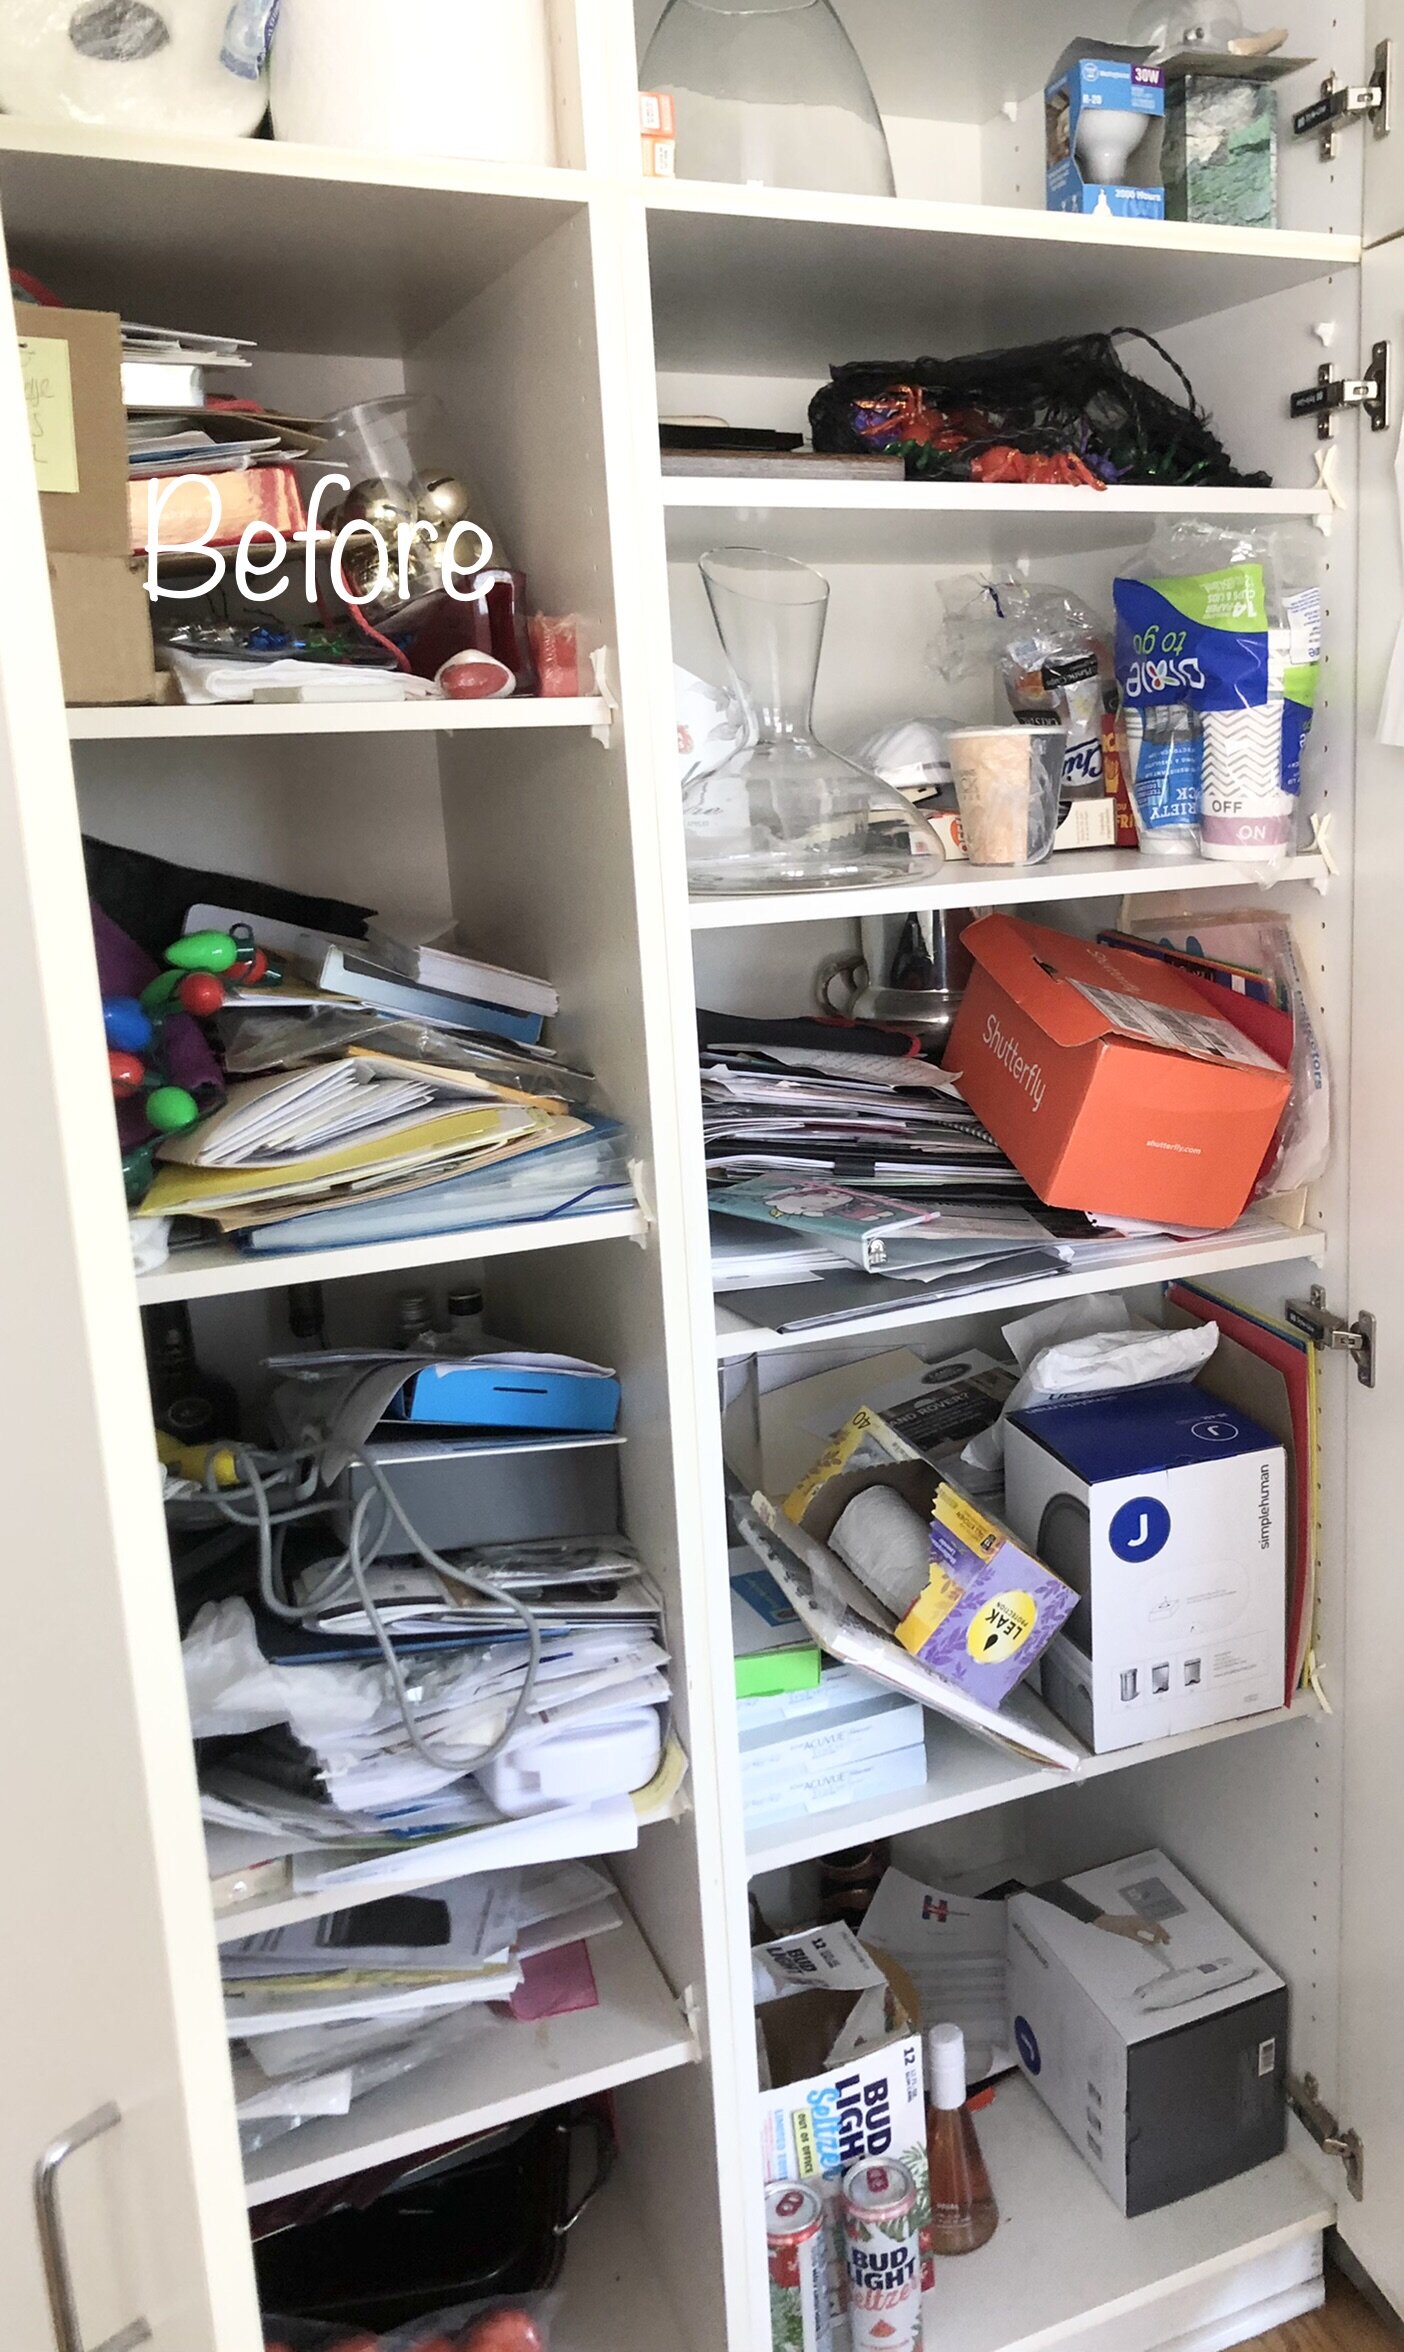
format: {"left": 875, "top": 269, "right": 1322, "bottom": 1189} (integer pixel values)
{"left": 755, "top": 1923, "right": 929, "bottom": 2320}
{"left": 943, "top": 913, "right": 1292, "bottom": 1228}
{"left": 787, "top": 1407, "right": 1077, "bottom": 1707}
{"left": 1046, "top": 43, "right": 1166, "bottom": 218}
{"left": 1164, "top": 73, "right": 1277, "bottom": 230}
{"left": 1003, "top": 1380, "right": 1286, "bottom": 1753}
{"left": 48, "top": 554, "right": 158, "bottom": 706}
{"left": 932, "top": 792, "right": 1115, "bottom": 864}
{"left": 17, "top": 305, "right": 130, "bottom": 556}
{"left": 1008, "top": 1849, "right": 1287, "bottom": 2215}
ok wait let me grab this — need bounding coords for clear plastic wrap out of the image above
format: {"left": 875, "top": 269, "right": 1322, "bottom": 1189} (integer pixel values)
{"left": 939, "top": 579, "right": 1116, "bottom": 803}
{"left": 263, "top": 2296, "right": 556, "bottom": 2352}
{"left": 236, "top": 2010, "right": 489, "bottom": 2158}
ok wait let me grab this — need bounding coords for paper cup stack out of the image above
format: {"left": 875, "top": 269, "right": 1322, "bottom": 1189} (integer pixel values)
{"left": 1201, "top": 704, "right": 1291, "bottom": 862}
{"left": 946, "top": 726, "right": 1066, "bottom": 866}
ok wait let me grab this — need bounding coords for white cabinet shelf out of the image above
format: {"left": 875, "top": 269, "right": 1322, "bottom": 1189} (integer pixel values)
{"left": 644, "top": 183, "right": 1359, "bottom": 371}
{"left": 662, "top": 483, "right": 1335, "bottom": 566}
{"left": 747, "top": 1694, "right": 1318, "bottom": 1880}
{"left": 241, "top": 1906, "right": 698, "bottom": 2207}
{"left": 137, "top": 1208, "right": 646, "bottom": 1304}
{"left": 69, "top": 697, "right": 611, "bottom": 743}
{"left": 690, "top": 852, "right": 1328, "bottom": 932}
{"left": 923, "top": 2077, "right": 1331, "bottom": 2352}
{"left": 715, "top": 1224, "right": 1326, "bottom": 1362}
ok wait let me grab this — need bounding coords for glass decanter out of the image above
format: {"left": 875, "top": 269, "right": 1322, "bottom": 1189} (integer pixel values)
{"left": 640, "top": 0, "right": 895, "bottom": 197}
{"left": 684, "top": 548, "right": 944, "bottom": 893}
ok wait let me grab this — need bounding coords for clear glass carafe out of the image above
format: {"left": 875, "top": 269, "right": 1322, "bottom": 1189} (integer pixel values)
{"left": 684, "top": 548, "right": 944, "bottom": 893}
{"left": 640, "top": 0, "right": 895, "bottom": 196}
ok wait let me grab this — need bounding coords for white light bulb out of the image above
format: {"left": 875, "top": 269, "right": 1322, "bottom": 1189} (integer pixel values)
{"left": 1075, "top": 106, "right": 1150, "bottom": 184}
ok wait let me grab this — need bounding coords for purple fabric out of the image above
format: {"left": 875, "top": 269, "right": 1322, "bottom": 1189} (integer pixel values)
{"left": 92, "top": 900, "right": 225, "bottom": 1147}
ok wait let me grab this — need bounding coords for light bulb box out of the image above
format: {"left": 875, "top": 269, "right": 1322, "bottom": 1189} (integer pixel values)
{"left": 1008, "top": 1848, "right": 1287, "bottom": 2215}
{"left": 1046, "top": 43, "right": 1166, "bottom": 219}
{"left": 1003, "top": 1380, "right": 1286, "bottom": 1754}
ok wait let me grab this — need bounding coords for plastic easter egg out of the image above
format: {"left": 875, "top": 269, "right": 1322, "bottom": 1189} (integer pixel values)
{"left": 103, "top": 996, "right": 153, "bottom": 1054}
{"left": 177, "top": 971, "right": 227, "bottom": 1017}
{"left": 108, "top": 1050, "right": 145, "bottom": 1098}
{"left": 145, "top": 1085, "right": 200, "bottom": 1135}
{"left": 166, "top": 930, "right": 239, "bottom": 975}
{"left": 139, "top": 970, "right": 183, "bottom": 1013}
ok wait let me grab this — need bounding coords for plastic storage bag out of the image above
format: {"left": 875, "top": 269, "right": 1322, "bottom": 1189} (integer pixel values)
{"left": 1114, "top": 521, "right": 1323, "bottom": 865}
{"left": 961, "top": 1298, "right": 1219, "bottom": 1472}
{"left": 263, "top": 2300, "right": 554, "bottom": 2352}
{"left": 0, "top": 0, "right": 270, "bottom": 134}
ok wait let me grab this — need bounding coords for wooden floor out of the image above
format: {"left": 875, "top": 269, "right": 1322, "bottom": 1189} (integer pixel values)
{"left": 1247, "top": 2273, "right": 1404, "bottom": 2350}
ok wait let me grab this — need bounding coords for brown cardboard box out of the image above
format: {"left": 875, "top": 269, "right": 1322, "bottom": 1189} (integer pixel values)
{"left": 49, "top": 555, "right": 158, "bottom": 706}
{"left": 16, "top": 305, "right": 131, "bottom": 557}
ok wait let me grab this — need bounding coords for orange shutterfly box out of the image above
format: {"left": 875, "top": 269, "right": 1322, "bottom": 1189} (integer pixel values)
{"left": 944, "top": 913, "right": 1292, "bottom": 1228}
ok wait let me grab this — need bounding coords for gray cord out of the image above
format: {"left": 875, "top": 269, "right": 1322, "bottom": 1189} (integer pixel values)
{"left": 202, "top": 1447, "right": 543, "bottom": 1778}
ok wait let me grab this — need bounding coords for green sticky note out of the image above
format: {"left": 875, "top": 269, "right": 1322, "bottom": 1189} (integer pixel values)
{"left": 735, "top": 1647, "right": 823, "bottom": 1700}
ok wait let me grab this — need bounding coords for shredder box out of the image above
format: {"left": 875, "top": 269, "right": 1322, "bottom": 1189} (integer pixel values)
{"left": 943, "top": 913, "right": 1292, "bottom": 1228}
{"left": 1008, "top": 1848, "right": 1287, "bottom": 2215}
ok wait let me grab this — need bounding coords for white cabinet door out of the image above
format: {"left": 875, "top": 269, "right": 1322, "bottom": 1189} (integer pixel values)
{"left": 0, "top": 306, "right": 260, "bottom": 2344}
{"left": 1336, "top": 220, "right": 1404, "bottom": 2315}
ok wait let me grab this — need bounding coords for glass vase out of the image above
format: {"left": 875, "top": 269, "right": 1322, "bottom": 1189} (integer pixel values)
{"left": 684, "top": 548, "right": 944, "bottom": 893}
{"left": 640, "top": 0, "right": 895, "bottom": 197}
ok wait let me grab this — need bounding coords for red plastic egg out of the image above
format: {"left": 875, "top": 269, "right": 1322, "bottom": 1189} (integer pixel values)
{"left": 108, "top": 1050, "right": 145, "bottom": 1098}
{"left": 177, "top": 971, "right": 226, "bottom": 1017}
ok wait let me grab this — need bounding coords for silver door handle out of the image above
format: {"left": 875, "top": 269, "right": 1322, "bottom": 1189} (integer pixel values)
{"left": 34, "top": 2105, "right": 153, "bottom": 2352}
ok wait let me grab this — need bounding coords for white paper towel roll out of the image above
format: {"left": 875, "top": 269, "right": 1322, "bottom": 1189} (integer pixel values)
{"left": 269, "top": 0, "right": 557, "bottom": 165}
{"left": 830, "top": 1485, "right": 931, "bottom": 1620}
{"left": 0, "top": 0, "right": 268, "bottom": 133}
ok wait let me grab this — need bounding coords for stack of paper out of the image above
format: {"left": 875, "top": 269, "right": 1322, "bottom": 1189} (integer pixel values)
{"left": 120, "top": 317, "right": 253, "bottom": 409}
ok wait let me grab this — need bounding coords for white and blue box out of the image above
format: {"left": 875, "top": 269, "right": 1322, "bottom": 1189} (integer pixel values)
{"left": 1003, "top": 1380, "right": 1285, "bottom": 1754}
{"left": 1046, "top": 42, "right": 1166, "bottom": 220}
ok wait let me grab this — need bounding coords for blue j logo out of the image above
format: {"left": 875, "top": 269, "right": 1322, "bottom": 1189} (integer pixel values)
{"left": 1110, "top": 1497, "right": 1172, "bottom": 1562}
{"left": 1015, "top": 2017, "right": 1042, "bottom": 2075}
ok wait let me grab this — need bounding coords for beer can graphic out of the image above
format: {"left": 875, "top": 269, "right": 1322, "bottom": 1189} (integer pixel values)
{"left": 840, "top": 2157, "right": 922, "bottom": 2352}
{"left": 765, "top": 2179, "right": 834, "bottom": 2352}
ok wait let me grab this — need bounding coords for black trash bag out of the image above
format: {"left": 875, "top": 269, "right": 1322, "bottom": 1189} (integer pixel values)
{"left": 809, "top": 329, "right": 1268, "bottom": 488}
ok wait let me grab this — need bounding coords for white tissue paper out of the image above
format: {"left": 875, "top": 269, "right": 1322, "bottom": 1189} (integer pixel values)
{"left": 0, "top": 0, "right": 269, "bottom": 135}
{"left": 962, "top": 1298, "right": 1220, "bottom": 1474}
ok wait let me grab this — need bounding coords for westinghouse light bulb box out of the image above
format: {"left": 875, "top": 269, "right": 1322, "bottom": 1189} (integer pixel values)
{"left": 1008, "top": 1849, "right": 1287, "bottom": 2214}
{"left": 941, "top": 913, "right": 1291, "bottom": 1228}
{"left": 1046, "top": 42, "right": 1166, "bottom": 219}
{"left": 1003, "top": 1380, "right": 1285, "bottom": 1753}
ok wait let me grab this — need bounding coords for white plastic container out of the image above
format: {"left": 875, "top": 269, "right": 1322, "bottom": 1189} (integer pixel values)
{"left": 0, "top": 0, "right": 268, "bottom": 135}
{"left": 477, "top": 1707, "right": 664, "bottom": 1818}
{"left": 269, "top": 0, "right": 557, "bottom": 166}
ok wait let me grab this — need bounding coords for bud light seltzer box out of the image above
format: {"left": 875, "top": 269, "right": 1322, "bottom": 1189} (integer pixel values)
{"left": 755, "top": 1924, "right": 931, "bottom": 2325}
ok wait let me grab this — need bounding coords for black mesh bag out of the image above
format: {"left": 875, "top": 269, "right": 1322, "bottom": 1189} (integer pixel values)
{"left": 808, "top": 329, "right": 1268, "bottom": 488}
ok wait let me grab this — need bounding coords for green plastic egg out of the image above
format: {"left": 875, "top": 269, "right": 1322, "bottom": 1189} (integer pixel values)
{"left": 146, "top": 1085, "right": 200, "bottom": 1135}
{"left": 166, "top": 930, "right": 239, "bottom": 974}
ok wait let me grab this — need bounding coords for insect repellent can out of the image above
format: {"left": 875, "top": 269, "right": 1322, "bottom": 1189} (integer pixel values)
{"left": 765, "top": 2180, "right": 833, "bottom": 2352}
{"left": 840, "top": 2157, "right": 923, "bottom": 2352}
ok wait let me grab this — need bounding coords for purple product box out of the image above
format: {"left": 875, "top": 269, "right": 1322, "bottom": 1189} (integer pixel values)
{"left": 894, "top": 1483, "right": 1079, "bottom": 1706}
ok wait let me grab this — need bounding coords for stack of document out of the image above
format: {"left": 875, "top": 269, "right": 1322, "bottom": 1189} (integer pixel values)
{"left": 130, "top": 902, "right": 633, "bottom": 1254}
{"left": 229, "top": 1861, "right": 623, "bottom": 2152}
{"left": 702, "top": 1023, "right": 1269, "bottom": 1338}
{"left": 120, "top": 317, "right": 253, "bottom": 409}
{"left": 128, "top": 405, "right": 322, "bottom": 479}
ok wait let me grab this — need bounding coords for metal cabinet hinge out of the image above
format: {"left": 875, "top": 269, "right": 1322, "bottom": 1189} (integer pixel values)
{"left": 1294, "top": 40, "right": 1392, "bottom": 158}
{"left": 1288, "top": 2072, "right": 1365, "bottom": 2200}
{"left": 1286, "top": 1287, "right": 1377, "bottom": 1387}
{"left": 1291, "top": 343, "right": 1391, "bottom": 440}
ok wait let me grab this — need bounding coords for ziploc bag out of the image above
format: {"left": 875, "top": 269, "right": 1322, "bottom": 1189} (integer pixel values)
{"left": 1114, "top": 522, "right": 1322, "bottom": 865}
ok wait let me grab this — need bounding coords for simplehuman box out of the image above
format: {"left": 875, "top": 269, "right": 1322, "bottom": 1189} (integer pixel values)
{"left": 1004, "top": 1381, "right": 1286, "bottom": 1753}
{"left": 942, "top": 914, "right": 1292, "bottom": 1228}
{"left": 1008, "top": 1848, "right": 1287, "bottom": 2215}
{"left": 1046, "top": 43, "right": 1166, "bottom": 218}
{"left": 755, "top": 1923, "right": 929, "bottom": 2321}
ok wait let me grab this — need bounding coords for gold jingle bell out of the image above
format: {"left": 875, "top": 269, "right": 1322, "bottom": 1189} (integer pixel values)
{"left": 418, "top": 474, "right": 470, "bottom": 530}
{"left": 335, "top": 477, "right": 419, "bottom": 535}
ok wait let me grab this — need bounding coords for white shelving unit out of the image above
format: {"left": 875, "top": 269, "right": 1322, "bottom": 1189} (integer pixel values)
{"left": 4, "top": 4, "right": 1404, "bottom": 2351}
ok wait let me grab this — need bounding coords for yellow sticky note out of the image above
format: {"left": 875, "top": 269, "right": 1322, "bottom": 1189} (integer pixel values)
{"left": 19, "top": 335, "right": 79, "bottom": 495}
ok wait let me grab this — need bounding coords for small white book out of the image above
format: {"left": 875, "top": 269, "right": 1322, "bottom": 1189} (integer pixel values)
{"left": 367, "top": 921, "right": 559, "bottom": 1017}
